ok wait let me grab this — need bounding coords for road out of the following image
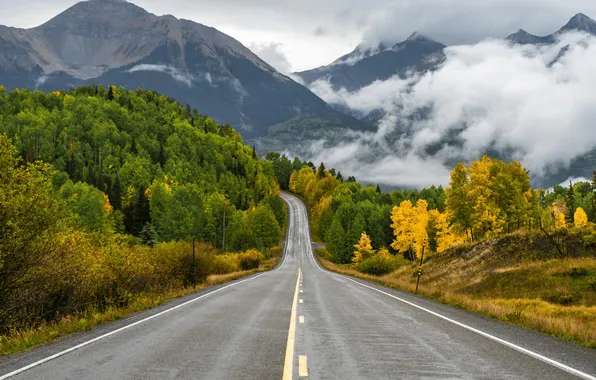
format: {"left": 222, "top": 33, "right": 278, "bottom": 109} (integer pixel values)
{"left": 1, "top": 192, "right": 595, "bottom": 379}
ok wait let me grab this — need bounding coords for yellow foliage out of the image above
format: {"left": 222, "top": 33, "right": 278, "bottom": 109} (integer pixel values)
{"left": 435, "top": 212, "right": 465, "bottom": 253}
{"left": 574, "top": 208, "right": 588, "bottom": 227}
{"left": 102, "top": 194, "right": 113, "bottom": 216}
{"left": 313, "top": 195, "right": 333, "bottom": 220}
{"left": 390, "top": 200, "right": 429, "bottom": 258}
{"left": 353, "top": 232, "right": 375, "bottom": 263}
{"left": 555, "top": 212, "right": 566, "bottom": 229}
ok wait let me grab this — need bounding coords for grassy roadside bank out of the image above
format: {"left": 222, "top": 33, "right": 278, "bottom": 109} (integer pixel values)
{"left": 315, "top": 248, "right": 596, "bottom": 349}
{"left": 0, "top": 256, "right": 280, "bottom": 356}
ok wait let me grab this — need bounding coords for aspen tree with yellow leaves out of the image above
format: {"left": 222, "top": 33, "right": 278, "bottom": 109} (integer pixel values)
{"left": 391, "top": 199, "right": 429, "bottom": 260}
{"left": 574, "top": 207, "right": 588, "bottom": 227}
{"left": 555, "top": 212, "right": 566, "bottom": 229}
{"left": 353, "top": 232, "right": 375, "bottom": 263}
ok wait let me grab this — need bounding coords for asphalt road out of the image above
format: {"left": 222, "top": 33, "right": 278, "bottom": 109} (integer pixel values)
{"left": 0, "top": 192, "right": 595, "bottom": 379}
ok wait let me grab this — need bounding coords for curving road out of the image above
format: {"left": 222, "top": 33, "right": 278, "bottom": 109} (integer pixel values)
{"left": 0, "top": 192, "right": 595, "bottom": 379}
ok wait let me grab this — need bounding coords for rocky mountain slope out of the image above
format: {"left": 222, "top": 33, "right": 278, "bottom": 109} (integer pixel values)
{"left": 295, "top": 32, "right": 445, "bottom": 91}
{"left": 0, "top": 0, "right": 369, "bottom": 140}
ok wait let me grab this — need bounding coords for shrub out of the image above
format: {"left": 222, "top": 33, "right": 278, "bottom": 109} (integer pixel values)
{"left": 211, "top": 255, "right": 239, "bottom": 275}
{"left": 357, "top": 253, "right": 401, "bottom": 276}
{"left": 237, "top": 249, "right": 263, "bottom": 270}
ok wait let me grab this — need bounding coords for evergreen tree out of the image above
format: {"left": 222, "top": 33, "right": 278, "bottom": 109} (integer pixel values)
{"left": 325, "top": 217, "right": 346, "bottom": 263}
{"left": 110, "top": 174, "right": 123, "bottom": 211}
{"left": 346, "top": 214, "right": 366, "bottom": 262}
{"left": 107, "top": 85, "right": 114, "bottom": 101}
{"left": 317, "top": 162, "right": 326, "bottom": 178}
{"left": 565, "top": 181, "right": 575, "bottom": 224}
{"left": 336, "top": 171, "right": 344, "bottom": 182}
{"left": 376, "top": 184, "right": 382, "bottom": 193}
{"left": 132, "top": 187, "right": 150, "bottom": 236}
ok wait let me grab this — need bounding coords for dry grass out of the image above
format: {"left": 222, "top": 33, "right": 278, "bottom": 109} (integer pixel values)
{"left": 0, "top": 257, "right": 279, "bottom": 356}
{"left": 318, "top": 249, "right": 596, "bottom": 348}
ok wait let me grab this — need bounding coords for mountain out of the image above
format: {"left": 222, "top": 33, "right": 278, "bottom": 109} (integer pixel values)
{"left": 0, "top": 0, "right": 369, "bottom": 140}
{"left": 506, "top": 13, "right": 596, "bottom": 45}
{"left": 295, "top": 32, "right": 445, "bottom": 91}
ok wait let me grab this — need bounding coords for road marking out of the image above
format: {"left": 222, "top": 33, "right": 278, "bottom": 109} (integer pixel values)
{"left": 300, "top": 290, "right": 303, "bottom": 293}
{"left": 299, "top": 299, "right": 303, "bottom": 304}
{"left": 337, "top": 276, "right": 596, "bottom": 380}
{"left": 282, "top": 267, "right": 302, "bottom": 380}
{"left": 0, "top": 272, "right": 269, "bottom": 380}
{"left": 298, "top": 355, "right": 308, "bottom": 377}
{"left": 284, "top": 192, "right": 596, "bottom": 380}
{"left": 299, "top": 316, "right": 304, "bottom": 324}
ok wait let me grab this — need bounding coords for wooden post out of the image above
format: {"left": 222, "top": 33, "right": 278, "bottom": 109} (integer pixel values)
{"left": 192, "top": 237, "right": 196, "bottom": 290}
{"left": 415, "top": 246, "right": 425, "bottom": 294}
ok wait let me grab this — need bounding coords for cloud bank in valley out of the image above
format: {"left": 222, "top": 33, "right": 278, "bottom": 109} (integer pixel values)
{"left": 305, "top": 32, "right": 596, "bottom": 188}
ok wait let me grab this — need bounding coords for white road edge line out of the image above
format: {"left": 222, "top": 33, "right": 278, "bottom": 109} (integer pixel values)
{"left": 284, "top": 192, "right": 596, "bottom": 380}
{"left": 339, "top": 277, "right": 596, "bottom": 380}
{"left": 0, "top": 272, "right": 268, "bottom": 380}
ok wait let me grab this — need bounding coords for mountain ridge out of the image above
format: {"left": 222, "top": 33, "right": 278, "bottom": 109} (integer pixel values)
{"left": 507, "top": 13, "right": 596, "bottom": 44}
{"left": 0, "top": 0, "right": 371, "bottom": 140}
{"left": 294, "top": 32, "right": 445, "bottom": 91}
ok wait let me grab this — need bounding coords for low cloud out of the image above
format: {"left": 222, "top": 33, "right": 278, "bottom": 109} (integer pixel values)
{"left": 303, "top": 32, "right": 596, "bottom": 188}
{"left": 249, "top": 42, "right": 293, "bottom": 74}
{"left": 128, "top": 64, "right": 194, "bottom": 87}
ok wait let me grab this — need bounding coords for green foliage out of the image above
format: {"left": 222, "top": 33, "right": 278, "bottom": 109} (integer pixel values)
{"left": 566, "top": 182, "right": 576, "bottom": 224}
{"left": 250, "top": 204, "right": 282, "bottom": 250}
{"left": 59, "top": 180, "right": 112, "bottom": 233}
{"left": 356, "top": 253, "right": 402, "bottom": 276}
{"left": 0, "top": 86, "right": 278, "bottom": 241}
{"left": 265, "top": 152, "right": 294, "bottom": 190}
{"left": 0, "top": 134, "right": 68, "bottom": 328}
{"left": 0, "top": 86, "right": 286, "bottom": 336}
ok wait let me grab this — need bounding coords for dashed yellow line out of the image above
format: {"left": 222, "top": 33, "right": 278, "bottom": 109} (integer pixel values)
{"left": 299, "top": 299, "right": 303, "bottom": 304}
{"left": 299, "top": 355, "right": 308, "bottom": 377}
{"left": 282, "top": 268, "right": 302, "bottom": 380}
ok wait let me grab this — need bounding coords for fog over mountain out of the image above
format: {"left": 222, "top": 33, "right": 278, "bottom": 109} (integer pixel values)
{"left": 2, "top": 2, "right": 596, "bottom": 188}
{"left": 297, "top": 14, "right": 596, "bottom": 188}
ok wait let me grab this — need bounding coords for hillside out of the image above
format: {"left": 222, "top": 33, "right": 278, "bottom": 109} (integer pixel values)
{"left": 320, "top": 228, "right": 596, "bottom": 347}
{"left": 0, "top": 85, "right": 287, "bottom": 344}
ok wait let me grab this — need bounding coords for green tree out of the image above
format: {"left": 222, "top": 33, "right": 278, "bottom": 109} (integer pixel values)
{"left": 565, "top": 181, "right": 575, "bottom": 224}
{"left": 250, "top": 204, "right": 281, "bottom": 250}
{"left": 326, "top": 216, "right": 347, "bottom": 263}
{"left": 0, "top": 135, "right": 67, "bottom": 328}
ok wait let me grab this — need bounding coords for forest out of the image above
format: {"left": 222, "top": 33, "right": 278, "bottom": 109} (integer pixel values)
{"left": 0, "top": 86, "right": 284, "bottom": 339}
{"left": 267, "top": 153, "right": 596, "bottom": 275}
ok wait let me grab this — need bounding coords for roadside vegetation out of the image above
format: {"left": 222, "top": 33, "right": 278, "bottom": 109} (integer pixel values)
{"left": 267, "top": 153, "right": 596, "bottom": 347}
{"left": 0, "top": 86, "right": 286, "bottom": 355}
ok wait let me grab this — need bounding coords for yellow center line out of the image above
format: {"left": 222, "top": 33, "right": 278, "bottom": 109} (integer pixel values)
{"left": 299, "top": 355, "right": 308, "bottom": 377}
{"left": 282, "top": 267, "right": 302, "bottom": 380}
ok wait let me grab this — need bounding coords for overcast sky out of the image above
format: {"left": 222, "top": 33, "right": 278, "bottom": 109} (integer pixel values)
{"left": 0, "top": 0, "right": 594, "bottom": 72}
